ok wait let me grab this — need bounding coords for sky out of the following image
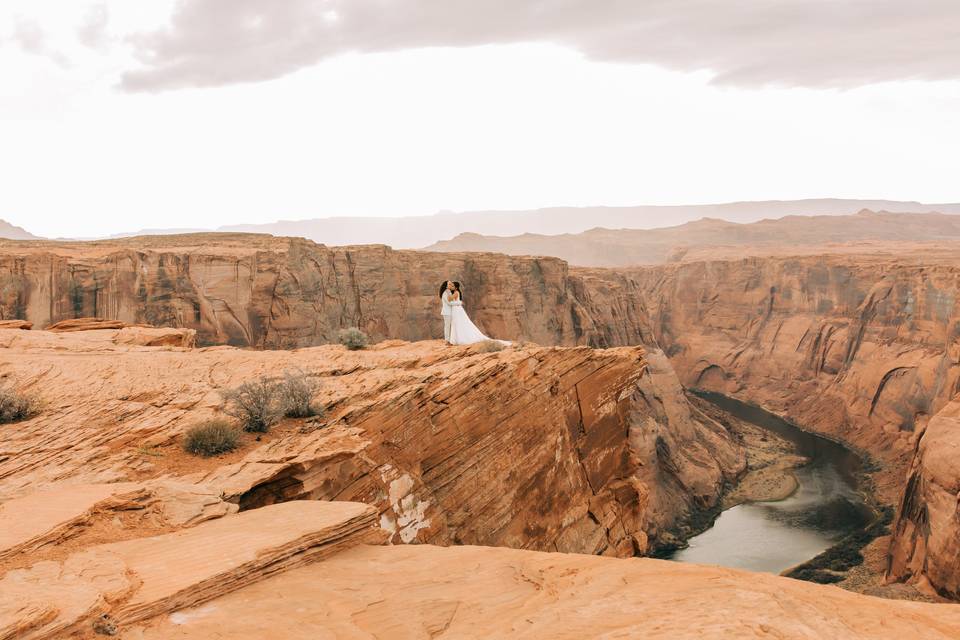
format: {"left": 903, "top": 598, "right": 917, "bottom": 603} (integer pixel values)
{"left": 2, "top": 0, "right": 959, "bottom": 238}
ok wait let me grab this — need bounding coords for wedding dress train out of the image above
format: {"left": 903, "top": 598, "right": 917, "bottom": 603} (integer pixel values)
{"left": 448, "top": 300, "right": 509, "bottom": 346}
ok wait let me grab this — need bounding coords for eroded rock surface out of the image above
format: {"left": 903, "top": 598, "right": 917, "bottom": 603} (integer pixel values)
{"left": 888, "top": 398, "right": 960, "bottom": 598}
{"left": 0, "top": 501, "right": 380, "bottom": 639}
{"left": 0, "top": 328, "right": 740, "bottom": 557}
{"left": 127, "top": 541, "right": 960, "bottom": 640}
{"left": 635, "top": 256, "right": 960, "bottom": 493}
{"left": 633, "top": 254, "right": 960, "bottom": 596}
{"left": 0, "top": 234, "right": 649, "bottom": 348}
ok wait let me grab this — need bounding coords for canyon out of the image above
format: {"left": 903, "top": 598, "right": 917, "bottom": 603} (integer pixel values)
{"left": 0, "top": 322, "right": 752, "bottom": 637}
{"left": 1, "top": 231, "right": 959, "bottom": 635}
{"left": 630, "top": 252, "right": 960, "bottom": 598}
{"left": 1, "top": 326, "right": 747, "bottom": 555}
{"left": 0, "top": 234, "right": 651, "bottom": 349}
{"left": 1, "top": 326, "right": 957, "bottom": 639}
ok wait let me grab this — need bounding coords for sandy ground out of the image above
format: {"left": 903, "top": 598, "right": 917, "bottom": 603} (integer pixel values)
{"left": 690, "top": 395, "right": 806, "bottom": 508}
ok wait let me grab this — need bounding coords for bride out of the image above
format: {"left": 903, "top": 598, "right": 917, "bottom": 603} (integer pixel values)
{"left": 447, "top": 282, "right": 509, "bottom": 346}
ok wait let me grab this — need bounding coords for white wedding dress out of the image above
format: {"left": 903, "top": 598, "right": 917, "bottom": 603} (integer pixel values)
{"left": 448, "top": 300, "right": 509, "bottom": 346}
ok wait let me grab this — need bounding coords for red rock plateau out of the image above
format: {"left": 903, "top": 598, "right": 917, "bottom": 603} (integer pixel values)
{"left": 2, "top": 233, "right": 960, "bottom": 634}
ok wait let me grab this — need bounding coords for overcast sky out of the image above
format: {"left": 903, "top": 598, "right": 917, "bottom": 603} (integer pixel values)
{"left": 2, "top": 0, "right": 959, "bottom": 238}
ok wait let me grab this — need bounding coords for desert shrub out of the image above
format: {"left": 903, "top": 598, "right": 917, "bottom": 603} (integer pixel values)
{"left": 183, "top": 420, "right": 240, "bottom": 457}
{"left": 477, "top": 339, "right": 506, "bottom": 353}
{"left": 338, "top": 327, "right": 369, "bottom": 350}
{"left": 222, "top": 378, "right": 282, "bottom": 433}
{"left": 277, "top": 369, "right": 323, "bottom": 418}
{"left": 0, "top": 385, "right": 39, "bottom": 424}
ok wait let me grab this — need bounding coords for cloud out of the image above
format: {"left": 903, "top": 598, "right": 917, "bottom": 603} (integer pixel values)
{"left": 77, "top": 4, "right": 110, "bottom": 49}
{"left": 119, "top": 0, "right": 960, "bottom": 92}
{"left": 10, "top": 18, "right": 70, "bottom": 67}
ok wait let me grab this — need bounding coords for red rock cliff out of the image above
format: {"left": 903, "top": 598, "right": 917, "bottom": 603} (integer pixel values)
{"left": 0, "top": 329, "right": 743, "bottom": 557}
{"left": 633, "top": 254, "right": 960, "bottom": 595}
{"left": 0, "top": 235, "right": 649, "bottom": 348}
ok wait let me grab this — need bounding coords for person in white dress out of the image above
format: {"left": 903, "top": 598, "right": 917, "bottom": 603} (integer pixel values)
{"left": 446, "top": 281, "right": 509, "bottom": 346}
{"left": 439, "top": 280, "right": 454, "bottom": 341}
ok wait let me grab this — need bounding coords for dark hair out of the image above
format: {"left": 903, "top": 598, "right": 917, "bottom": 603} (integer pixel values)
{"left": 439, "top": 281, "right": 448, "bottom": 299}
{"left": 453, "top": 281, "right": 463, "bottom": 303}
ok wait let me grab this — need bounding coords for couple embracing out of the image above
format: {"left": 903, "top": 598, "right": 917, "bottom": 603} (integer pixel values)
{"left": 439, "top": 280, "right": 509, "bottom": 346}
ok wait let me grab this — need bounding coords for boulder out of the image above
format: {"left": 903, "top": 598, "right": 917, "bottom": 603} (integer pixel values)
{"left": 45, "top": 317, "right": 129, "bottom": 332}
{"left": 0, "top": 319, "right": 31, "bottom": 330}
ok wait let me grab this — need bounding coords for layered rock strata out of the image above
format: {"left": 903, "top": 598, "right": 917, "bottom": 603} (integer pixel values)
{"left": 634, "top": 256, "right": 960, "bottom": 493}
{"left": 0, "top": 328, "right": 742, "bottom": 557}
{"left": 0, "top": 501, "right": 379, "bottom": 639}
{"left": 0, "top": 234, "right": 651, "bottom": 348}
{"left": 633, "top": 254, "right": 960, "bottom": 595}
{"left": 127, "top": 537, "right": 960, "bottom": 640}
{"left": 887, "top": 398, "right": 960, "bottom": 598}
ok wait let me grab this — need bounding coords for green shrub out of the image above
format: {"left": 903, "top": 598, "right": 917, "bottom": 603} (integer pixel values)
{"left": 183, "top": 420, "right": 240, "bottom": 457}
{"left": 477, "top": 340, "right": 506, "bottom": 353}
{"left": 277, "top": 369, "right": 323, "bottom": 418}
{"left": 338, "top": 327, "right": 369, "bottom": 350}
{"left": 0, "top": 385, "right": 39, "bottom": 424}
{"left": 222, "top": 378, "right": 282, "bottom": 433}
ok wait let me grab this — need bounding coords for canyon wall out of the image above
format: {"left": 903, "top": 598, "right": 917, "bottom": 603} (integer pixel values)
{"left": 632, "top": 255, "right": 960, "bottom": 595}
{"left": 887, "top": 398, "right": 960, "bottom": 599}
{"left": 0, "top": 235, "right": 650, "bottom": 349}
{"left": 633, "top": 256, "right": 960, "bottom": 477}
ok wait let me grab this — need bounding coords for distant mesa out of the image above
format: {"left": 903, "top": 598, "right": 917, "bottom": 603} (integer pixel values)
{"left": 6, "top": 198, "right": 960, "bottom": 250}
{"left": 425, "top": 209, "right": 960, "bottom": 267}
{"left": 0, "top": 219, "right": 40, "bottom": 240}
{"left": 210, "top": 199, "right": 960, "bottom": 250}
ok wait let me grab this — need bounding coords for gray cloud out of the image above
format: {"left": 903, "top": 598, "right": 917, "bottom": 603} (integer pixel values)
{"left": 120, "top": 0, "right": 960, "bottom": 92}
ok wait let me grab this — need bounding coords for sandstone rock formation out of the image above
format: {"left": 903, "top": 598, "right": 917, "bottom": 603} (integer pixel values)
{"left": 0, "top": 326, "right": 765, "bottom": 636}
{"left": 6, "top": 496, "right": 960, "bottom": 640}
{"left": 0, "top": 234, "right": 651, "bottom": 348}
{"left": 632, "top": 253, "right": 960, "bottom": 596}
{"left": 0, "top": 501, "right": 380, "bottom": 639}
{"left": 4, "top": 234, "right": 959, "bottom": 603}
{"left": 0, "top": 328, "right": 740, "bottom": 557}
{"left": 888, "top": 398, "right": 960, "bottom": 599}
{"left": 634, "top": 255, "right": 960, "bottom": 491}
{"left": 45, "top": 317, "right": 130, "bottom": 332}
{"left": 126, "top": 538, "right": 960, "bottom": 640}
{"left": 0, "top": 319, "right": 30, "bottom": 330}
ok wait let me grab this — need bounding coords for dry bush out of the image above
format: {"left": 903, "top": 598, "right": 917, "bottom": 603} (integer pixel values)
{"left": 277, "top": 369, "right": 323, "bottom": 418}
{"left": 222, "top": 378, "right": 282, "bottom": 433}
{"left": 477, "top": 340, "right": 506, "bottom": 353}
{"left": 338, "top": 327, "right": 369, "bottom": 350}
{"left": 183, "top": 420, "right": 240, "bottom": 457}
{"left": 0, "top": 385, "right": 39, "bottom": 424}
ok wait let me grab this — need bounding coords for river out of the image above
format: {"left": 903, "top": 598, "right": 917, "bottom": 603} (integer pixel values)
{"left": 666, "top": 392, "right": 874, "bottom": 574}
